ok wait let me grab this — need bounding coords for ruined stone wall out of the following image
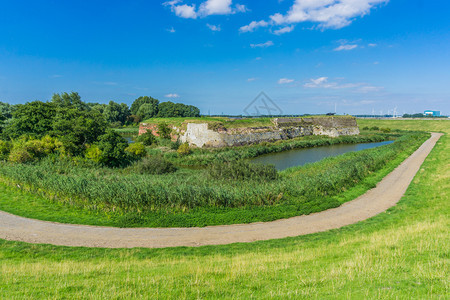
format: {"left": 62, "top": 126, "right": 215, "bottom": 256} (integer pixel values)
{"left": 141, "top": 116, "right": 359, "bottom": 148}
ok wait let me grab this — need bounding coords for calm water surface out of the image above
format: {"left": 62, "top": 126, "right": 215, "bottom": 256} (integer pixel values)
{"left": 250, "top": 141, "right": 394, "bottom": 171}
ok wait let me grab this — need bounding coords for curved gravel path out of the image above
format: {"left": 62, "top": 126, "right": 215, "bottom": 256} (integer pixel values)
{"left": 0, "top": 133, "right": 442, "bottom": 249}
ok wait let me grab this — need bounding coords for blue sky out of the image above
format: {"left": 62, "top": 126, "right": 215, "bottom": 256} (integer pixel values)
{"left": 0, "top": 0, "right": 449, "bottom": 115}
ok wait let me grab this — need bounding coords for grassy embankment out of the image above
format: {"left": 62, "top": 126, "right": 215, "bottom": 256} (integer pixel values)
{"left": 0, "top": 119, "right": 448, "bottom": 298}
{"left": 0, "top": 132, "right": 426, "bottom": 227}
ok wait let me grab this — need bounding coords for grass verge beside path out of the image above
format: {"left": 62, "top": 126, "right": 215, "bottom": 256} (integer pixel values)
{"left": 0, "top": 126, "right": 447, "bottom": 298}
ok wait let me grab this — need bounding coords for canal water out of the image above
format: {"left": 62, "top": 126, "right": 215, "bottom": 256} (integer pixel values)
{"left": 250, "top": 140, "right": 394, "bottom": 171}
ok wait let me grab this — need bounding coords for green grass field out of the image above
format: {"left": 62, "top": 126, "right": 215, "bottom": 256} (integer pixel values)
{"left": 0, "top": 119, "right": 448, "bottom": 298}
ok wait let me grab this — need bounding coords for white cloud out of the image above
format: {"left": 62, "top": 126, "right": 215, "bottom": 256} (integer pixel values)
{"left": 304, "top": 77, "right": 382, "bottom": 92}
{"left": 199, "top": 0, "right": 232, "bottom": 15}
{"left": 334, "top": 44, "right": 358, "bottom": 51}
{"left": 368, "top": 43, "right": 377, "bottom": 47}
{"left": 167, "top": 27, "right": 176, "bottom": 33}
{"left": 165, "top": 93, "right": 180, "bottom": 98}
{"left": 268, "top": 0, "right": 388, "bottom": 30}
{"left": 239, "top": 20, "right": 269, "bottom": 33}
{"left": 207, "top": 24, "right": 221, "bottom": 31}
{"left": 273, "top": 25, "right": 295, "bottom": 35}
{"left": 174, "top": 4, "right": 197, "bottom": 19}
{"left": 165, "top": 0, "right": 247, "bottom": 19}
{"left": 278, "top": 78, "right": 295, "bottom": 84}
{"left": 250, "top": 41, "right": 274, "bottom": 48}
{"left": 247, "top": 77, "right": 257, "bottom": 82}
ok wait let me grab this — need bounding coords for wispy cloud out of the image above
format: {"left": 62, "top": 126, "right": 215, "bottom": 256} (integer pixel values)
{"left": 207, "top": 24, "right": 221, "bottom": 31}
{"left": 239, "top": 20, "right": 268, "bottom": 33}
{"left": 304, "top": 77, "right": 383, "bottom": 93}
{"left": 334, "top": 44, "right": 358, "bottom": 51}
{"left": 167, "top": 27, "right": 176, "bottom": 33}
{"left": 247, "top": 77, "right": 257, "bottom": 82}
{"left": 250, "top": 41, "right": 274, "bottom": 48}
{"left": 273, "top": 25, "right": 295, "bottom": 35}
{"left": 278, "top": 78, "right": 295, "bottom": 84}
{"left": 165, "top": 93, "right": 180, "bottom": 98}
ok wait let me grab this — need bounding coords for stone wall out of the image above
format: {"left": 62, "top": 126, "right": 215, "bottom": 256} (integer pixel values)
{"left": 141, "top": 116, "right": 360, "bottom": 148}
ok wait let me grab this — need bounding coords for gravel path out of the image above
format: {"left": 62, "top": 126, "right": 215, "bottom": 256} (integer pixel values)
{"left": 0, "top": 133, "right": 442, "bottom": 249}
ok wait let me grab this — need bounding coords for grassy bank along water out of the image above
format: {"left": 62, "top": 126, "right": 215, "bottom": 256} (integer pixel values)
{"left": 0, "top": 132, "right": 428, "bottom": 227}
{"left": 0, "top": 124, "right": 447, "bottom": 299}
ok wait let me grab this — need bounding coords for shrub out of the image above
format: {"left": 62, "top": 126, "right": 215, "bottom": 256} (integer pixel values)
{"left": 125, "top": 142, "right": 146, "bottom": 159}
{"left": 133, "top": 156, "right": 177, "bottom": 175}
{"left": 0, "top": 140, "right": 12, "bottom": 160}
{"left": 177, "top": 142, "right": 191, "bottom": 156}
{"left": 208, "top": 160, "right": 279, "bottom": 181}
{"left": 381, "top": 127, "right": 391, "bottom": 133}
{"left": 136, "top": 130, "right": 157, "bottom": 146}
{"left": 85, "top": 145, "right": 102, "bottom": 163}
{"left": 362, "top": 126, "right": 370, "bottom": 130}
{"left": 96, "top": 130, "right": 130, "bottom": 167}
{"left": 370, "top": 126, "right": 380, "bottom": 131}
{"left": 157, "top": 122, "right": 172, "bottom": 139}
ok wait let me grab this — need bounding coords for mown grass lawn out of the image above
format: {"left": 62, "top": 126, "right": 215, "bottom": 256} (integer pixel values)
{"left": 0, "top": 119, "right": 448, "bottom": 299}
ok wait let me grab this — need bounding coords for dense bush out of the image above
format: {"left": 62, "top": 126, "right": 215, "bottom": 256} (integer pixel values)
{"left": 136, "top": 130, "right": 157, "bottom": 146}
{"left": 132, "top": 156, "right": 177, "bottom": 175}
{"left": 7, "top": 136, "right": 64, "bottom": 163}
{"left": 96, "top": 130, "right": 131, "bottom": 167}
{"left": 0, "top": 140, "right": 12, "bottom": 160}
{"left": 157, "top": 122, "right": 172, "bottom": 139}
{"left": 125, "top": 142, "right": 146, "bottom": 159}
{"left": 177, "top": 142, "right": 191, "bottom": 156}
{"left": 208, "top": 160, "right": 279, "bottom": 181}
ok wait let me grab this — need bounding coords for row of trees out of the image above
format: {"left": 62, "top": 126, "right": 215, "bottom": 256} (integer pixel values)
{"left": 0, "top": 93, "right": 201, "bottom": 130}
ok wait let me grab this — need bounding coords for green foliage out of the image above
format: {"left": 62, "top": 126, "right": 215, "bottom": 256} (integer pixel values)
{"left": 103, "top": 101, "right": 130, "bottom": 125}
{"left": 5, "top": 101, "right": 57, "bottom": 139}
{"left": 85, "top": 145, "right": 102, "bottom": 163}
{"left": 96, "top": 130, "right": 131, "bottom": 167}
{"left": 157, "top": 101, "right": 200, "bottom": 118}
{"left": 381, "top": 127, "right": 391, "bottom": 133}
{"left": 136, "top": 130, "right": 157, "bottom": 146}
{"left": 7, "top": 136, "right": 64, "bottom": 163}
{"left": 370, "top": 126, "right": 380, "bottom": 131}
{"left": 130, "top": 96, "right": 159, "bottom": 117}
{"left": 157, "top": 122, "right": 172, "bottom": 139}
{"left": 177, "top": 142, "right": 191, "bottom": 156}
{"left": 125, "top": 142, "right": 146, "bottom": 159}
{"left": 362, "top": 126, "right": 370, "bottom": 130}
{"left": 132, "top": 156, "right": 177, "bottom": 175}
{"left": 137, "top": 103, "right": 157, "bottom": 120}
{"left": 51, "top": 92, "right": 90, "bottom": 111}
{"left": 0, "top": 140, "right": 12, "bottom": 160}
{"left": 51, "top": 108, "right": 107, "bottom": 155}
{"left": 208, "top": 160, "right": 279, "bottom": 181}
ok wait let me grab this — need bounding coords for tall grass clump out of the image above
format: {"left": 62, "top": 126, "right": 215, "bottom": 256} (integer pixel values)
{"left": 208, "top": 160, "right": 278, "bottom": 181}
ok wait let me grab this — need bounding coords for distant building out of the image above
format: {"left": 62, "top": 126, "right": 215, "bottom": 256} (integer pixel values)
{"left": 424, "top": 110, "right": 440, "bottom": 117}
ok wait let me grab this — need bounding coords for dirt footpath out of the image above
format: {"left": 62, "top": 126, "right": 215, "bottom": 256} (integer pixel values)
{"left": 0, "top": 133, "right": 442, "bottom": 249}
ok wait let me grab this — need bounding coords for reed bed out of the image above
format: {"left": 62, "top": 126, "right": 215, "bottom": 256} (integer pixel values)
{"left": 0, "top": 133, "right": 428, "bottom": 215}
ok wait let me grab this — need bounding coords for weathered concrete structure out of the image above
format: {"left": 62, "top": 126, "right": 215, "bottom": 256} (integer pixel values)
{"left": 139, "top": 116, "right": 359, "bottom": 148}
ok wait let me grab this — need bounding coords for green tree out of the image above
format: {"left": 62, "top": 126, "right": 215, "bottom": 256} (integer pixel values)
{"left": 4, "top": 101, "right": 57, "bottom": 139}
{"left": 136, "top": 103, "right": 157, "bottom": 120}
{"left": 96, "top": 130, "right": 130, "bottom": 167}
{"left": 130, "top": 96, "right": 159, "bottom": 117}
{"left": 51, "top": 108, "right": 107, "bottom": 155}
{"left": 51, "top": 92, "right": 90, "bottom": 111}
{"left": 157, "top": 122, "right": 172, "bottom": 139}
{"left": 136, "top": 130, "right": 157, "bottom": 146}
{"left": 103, "top": 101, "right": 130, "bottom": 125}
